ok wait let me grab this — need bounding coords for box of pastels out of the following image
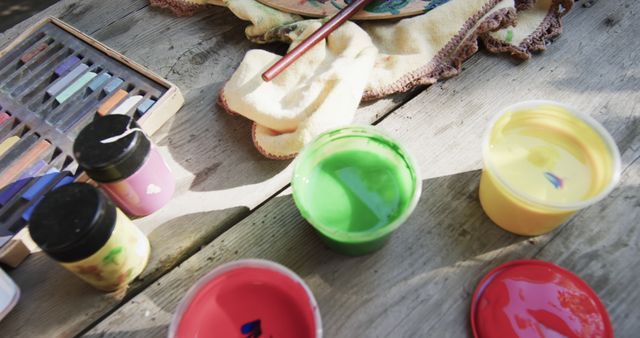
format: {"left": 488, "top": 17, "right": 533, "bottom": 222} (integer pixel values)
{"left": 0, "top": 17, "right": 184, "bottom": 266}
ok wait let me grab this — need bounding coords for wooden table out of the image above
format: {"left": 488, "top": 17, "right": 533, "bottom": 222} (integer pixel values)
{"left": 0, "top": 0, "right": 638, "bottom": 336}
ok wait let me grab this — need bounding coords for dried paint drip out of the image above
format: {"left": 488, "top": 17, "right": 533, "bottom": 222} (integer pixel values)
{"left": 544, "top": 172, "right": 564, "bottom": 189}
{"left": 100, "top": 126, "right": 144, "bottom": 144}
{"left": 505, "top": 30, "right": 514, "bottom": 43}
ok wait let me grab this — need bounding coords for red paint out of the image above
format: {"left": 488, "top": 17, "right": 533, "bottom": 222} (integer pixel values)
{"left": 471, "top": 260, "right": 613, "bottom": 338}
{"left": 174, "top": 262, "right": 320, "bottom": 338}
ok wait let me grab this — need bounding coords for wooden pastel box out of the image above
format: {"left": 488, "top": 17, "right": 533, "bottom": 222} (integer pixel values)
{"left": 0, "top": 17, "right": 184, "bottom": 266}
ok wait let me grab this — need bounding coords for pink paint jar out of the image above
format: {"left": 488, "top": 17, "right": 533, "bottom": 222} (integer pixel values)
{"left": 73, "top": 115, "right": 174, "bottom": 216}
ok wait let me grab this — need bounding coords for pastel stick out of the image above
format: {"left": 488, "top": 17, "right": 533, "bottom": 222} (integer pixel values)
{"left": 46, "top": 63, "right": 88, "bottom": 97}
{"left": 0, "top": 137, "right": 51, "bottom": 189}
{"left": 11, "top": 50, "right": 67, "bottom": 97}
{"left": 136, "top": 98, "right": 156, "bottom": 115}
{"left": 0, "top": 112, "right": 10, "bottom": 125}
{"left": 20, "top": 43, "right": 48, "bottom": 64}
{"left": 0, "top": 135, "right": 35, "bottom": 171}
{"left": 103, "top": 77, "right": 124, "bottom": 93}
{"left": 53, "top": 175, "right": 74, "bottom": 189}
{"left": 110, "top": 95, "right": 142, "bottom": 115}
{"left": 0, "top": 120, "right": 17, "bottom": 141}
{"left": 88, "top": 73, "right": 112, "bottom": 92}
{"left": 46, "top": 72, "right": 105, "bottom": 125}
{"left": 55, "top": 71, "right": 97, "bottom": 104}
{"left": 54, "top": 55, "right": 81, "bottom": 77}
{"left": 27, "top": 174, "right": 78, "bottom": 223}
{"left": 0, "top": 33, "right": 43, "bottom": 72}
{"left": 0, "top": 160, "right": 46, "bottom": 205}
{"left": 0, "top": 136, "right": 20, "bottom": 156}
{"left": 22, "top": 167, "right": 60, "bottom": 201}
{"left": 3, "top": 45, "right": 62, "bottom": 90}
{"left": 21, "top": 169, "right": 65, "bottom": 221}
{"left": 97, "top": 89, "right": 128, "bottom": 115}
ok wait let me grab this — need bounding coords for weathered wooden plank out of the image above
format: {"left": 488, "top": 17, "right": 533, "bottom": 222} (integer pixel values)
{"left": 85, "top": 143, "right": 640, "bottom": 337}
{"left": 0, "top": 0, "right": 150, "bottom": 48}
{"left": 0, "top": 1, "right": 416, "bottom": 337}
{"left": 86, "top": 0, "right": 640, "bottom": 336}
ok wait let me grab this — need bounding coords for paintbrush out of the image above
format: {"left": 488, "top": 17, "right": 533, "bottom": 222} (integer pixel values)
{"left": 262, "top": 0, "right": 374, "bottom": 82}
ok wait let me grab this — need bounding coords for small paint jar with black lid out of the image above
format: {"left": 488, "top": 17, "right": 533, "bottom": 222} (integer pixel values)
{"left": 73, "top": 115, "right": 175, "bottom": 216}
{"left": 29, "top": 183, "right": 150, "bottom": 291}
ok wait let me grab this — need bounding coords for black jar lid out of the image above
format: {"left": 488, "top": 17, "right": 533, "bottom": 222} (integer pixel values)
{"left": 29, "top": 183, "right": 117, "bottom": 263}
{"left": 73, "top": 115, "right": 151, "bottom": 183}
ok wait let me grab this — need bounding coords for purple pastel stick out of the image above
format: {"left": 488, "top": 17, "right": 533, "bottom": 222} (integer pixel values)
{"left": 46, "top": 63, "right": 88, "bottom": 97}
{"left": 54, "top": 55, "right": 81, "bottom": 77}
{"left": 0, "top": 160, "right": 46, "bottom": 205}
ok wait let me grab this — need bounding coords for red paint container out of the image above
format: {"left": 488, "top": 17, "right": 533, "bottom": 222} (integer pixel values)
{"left": 169, "top": 259, "right": 322, "bottom": 338}
{"left": 471, "top": 260, "right": 613, "bottom": 338}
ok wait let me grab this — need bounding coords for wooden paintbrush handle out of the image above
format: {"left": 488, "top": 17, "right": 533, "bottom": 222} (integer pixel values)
{"left": 261, "top": 0, "right": 374, "bottom": 82}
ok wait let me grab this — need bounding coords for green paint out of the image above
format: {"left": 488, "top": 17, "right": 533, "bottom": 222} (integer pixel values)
{"left": 102, "top": 246, "right": 124, "bottom": 265}
{"left": 293, "top": 127, "right": 419, "bottom": 255}
{"left": 55, "top": 72, "right": 97, "bottom": 104}
{"left": 505, "top": 30, "right": 514, "bottom": 43}
{"left": 302, "top": 150, "right": 413, "bottom": 231}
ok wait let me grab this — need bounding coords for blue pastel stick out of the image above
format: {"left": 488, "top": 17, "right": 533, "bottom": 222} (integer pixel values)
{"left": 46, "top": 63, "right": 88, "bottom": 97}
{"left": 0, "top": 160, "right": 46, "bottom": 205}
{"left": 22, "top": 168, "right": 59, "bottom": 200}
{"left": 22, "top": 175, "right": 74, "bottom": 222}
{"left": 136, "top": 98, "right": 156, "bottom": 115}
{"left": 21, "top": 168, "right": 61, "bottom": 221}
{"left": 53, "top": 176, "right": 74, "bottom": 189}
{"left": 88, "top": 72, "right": 112, "bottom": 92}
{"left": 103, "top": 77, "right": 124, "bottom": 93}
{"left": 54, "top": 55, "right": 80, "bottom": 76}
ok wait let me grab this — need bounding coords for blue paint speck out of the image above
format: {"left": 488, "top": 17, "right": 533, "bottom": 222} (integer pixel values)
{"left": 544, "top": 172, "right": 564, "bottom": 189}
{"left": 241, "top": 319, "right": 262, "bottom": 337}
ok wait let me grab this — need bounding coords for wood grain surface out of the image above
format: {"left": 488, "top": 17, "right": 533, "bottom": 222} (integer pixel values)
{"left": 87, "top": 0, "right": 640, "bottom": 337}
{"left": 0, "top": 1, "right": 414, "bottom": 337}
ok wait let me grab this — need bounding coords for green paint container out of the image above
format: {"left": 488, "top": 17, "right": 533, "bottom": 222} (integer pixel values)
{"left": 292, "top": 126, "right": 421, "bottom": 256}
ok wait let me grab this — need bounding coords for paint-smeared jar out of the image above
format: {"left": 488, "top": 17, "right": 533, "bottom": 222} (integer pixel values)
{"left": 73, "top": 115, "right": 174, "bottom": 216}
{"left": 29, "top": 183, "right": 150, "bottom": 291}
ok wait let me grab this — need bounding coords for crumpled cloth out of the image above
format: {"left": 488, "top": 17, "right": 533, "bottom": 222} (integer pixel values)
{"left": 152, "top": 0, "right": 572, "bottom": 159}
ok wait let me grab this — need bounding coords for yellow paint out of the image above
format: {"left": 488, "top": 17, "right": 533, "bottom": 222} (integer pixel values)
{"left": 0, "top": 136, "right": 20, "bottom": 156}
{"left": 480, "top": 103, "right": 616, "bottom": 235}
{"left": 61, "top": 209, "right": 150, "bottom": 291}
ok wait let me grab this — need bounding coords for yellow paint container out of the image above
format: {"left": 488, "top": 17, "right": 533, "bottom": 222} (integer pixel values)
{"left": 29, "top": 183, "right": 150, "bottom": 291}
{"left": 479, "top": 101, "right": 621, "bottom": 236}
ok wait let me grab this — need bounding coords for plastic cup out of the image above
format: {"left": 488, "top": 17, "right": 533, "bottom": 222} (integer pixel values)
{"left": 169, "top": 259, "right": 322, "bottom": 338}
{"left": 479, "top": 100, "right": 621, "bottom": 236}
{"left": 292, "top": 126, "right": 421, "bottom": 255}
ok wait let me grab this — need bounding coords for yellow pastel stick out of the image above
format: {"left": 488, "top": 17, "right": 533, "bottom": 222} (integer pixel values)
{"left": 0, "top": 136, "right": 20, "bottom": 156}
